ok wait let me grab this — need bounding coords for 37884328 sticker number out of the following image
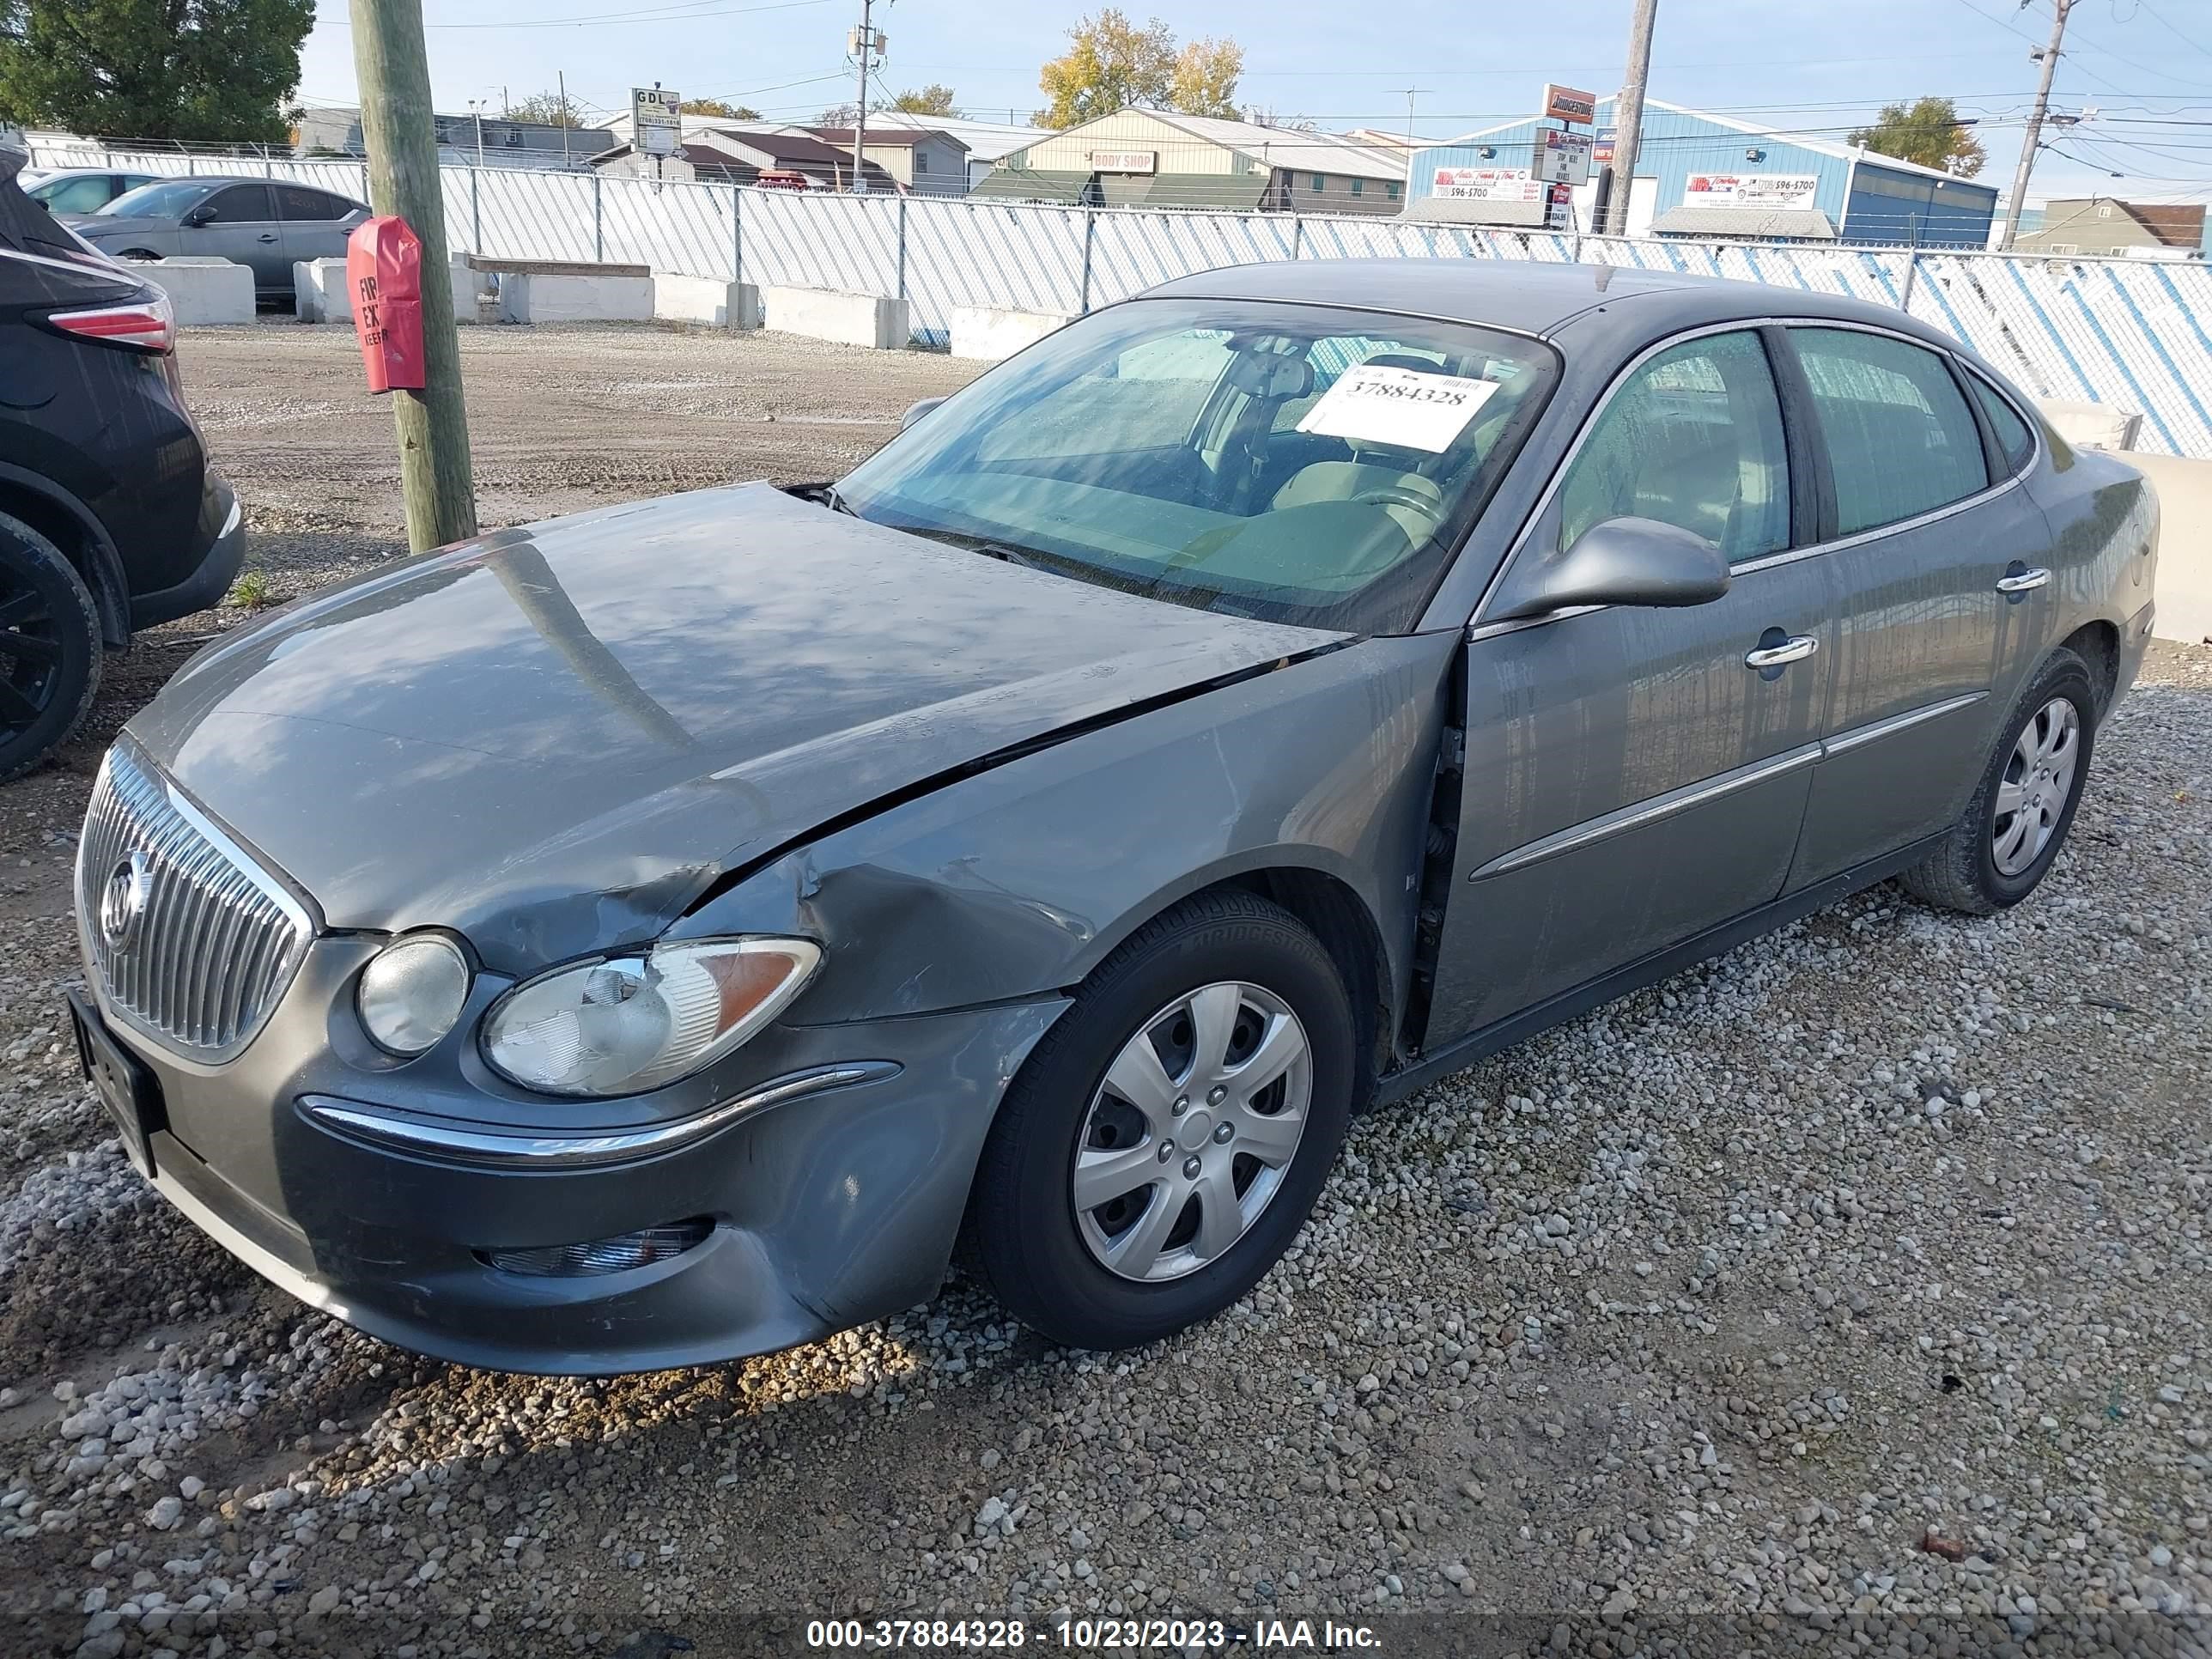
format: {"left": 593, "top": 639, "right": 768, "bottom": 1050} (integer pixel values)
{"left": 1294, "top": 362, "right": 1502, "bottom": 453}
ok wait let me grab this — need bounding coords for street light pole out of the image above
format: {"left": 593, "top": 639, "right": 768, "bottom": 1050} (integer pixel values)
{"left": 1999, "top": 0, "right": 2074, "bottom": 251}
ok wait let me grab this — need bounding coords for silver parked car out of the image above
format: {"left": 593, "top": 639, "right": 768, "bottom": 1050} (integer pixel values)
{"left": 21, "top": 167, "right": 159, "bottom": 216}
{"left": 68, "top": 262, "right": 2156, "bottom": 1373}
{"left": 68, "top": 176, "right": 370, "bottom": 300}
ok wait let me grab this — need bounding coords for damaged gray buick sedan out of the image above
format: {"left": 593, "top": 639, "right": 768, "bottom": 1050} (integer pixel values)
{"left": 70, "top": 261, "right": 2157, "bottom": 1372}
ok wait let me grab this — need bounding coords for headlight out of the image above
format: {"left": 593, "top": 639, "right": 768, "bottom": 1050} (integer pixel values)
{"left": 356, "top": 934, "right": 473, "bottom": 1056}
{"left": 480, "top": 937, "right": 822, "bottom": 1097}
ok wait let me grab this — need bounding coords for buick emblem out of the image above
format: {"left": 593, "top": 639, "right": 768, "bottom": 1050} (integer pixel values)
{"left": 100, "top": 852, "right": 150, "bottom": 951}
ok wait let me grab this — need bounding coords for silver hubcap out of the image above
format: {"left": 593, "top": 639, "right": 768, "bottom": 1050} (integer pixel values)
{"left": 1993, "top": 696, "right": 2081, "bottom": 878}
{"left": 1073, "top": 981, "right": 1312, "bottom": 1283}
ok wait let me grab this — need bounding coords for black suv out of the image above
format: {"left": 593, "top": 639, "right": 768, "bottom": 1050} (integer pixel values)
{"left": 0, "top": 144, "right": 245, "bottom": 780}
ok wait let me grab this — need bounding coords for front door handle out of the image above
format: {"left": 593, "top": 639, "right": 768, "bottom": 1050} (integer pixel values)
{"left": 257, "top": 233, "right": 279, "bottom": 243}
{"left": 1745, "top": 633, "right": 1819, "bottom": 670}
{"left": 1996, "top": 566, "right": 2051, "bottom": 595}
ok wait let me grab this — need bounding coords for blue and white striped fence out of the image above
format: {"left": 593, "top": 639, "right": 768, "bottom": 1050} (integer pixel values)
{"left": 33, "top": 140, "right": 2212, "bottom": 459}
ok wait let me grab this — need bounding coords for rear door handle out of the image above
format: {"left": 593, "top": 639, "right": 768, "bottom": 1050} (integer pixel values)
{"left": 1745, "top": 634, "right": 1819, "bottom": 670}
{"left": 257, "top": 233, "right": 279, "bottom": 243}
{"left": 1996, "top": 567, "right": 2051, "bottom": 594}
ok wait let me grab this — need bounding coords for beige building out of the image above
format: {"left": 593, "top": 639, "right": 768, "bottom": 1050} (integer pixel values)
{"left": 972, "top": 108, "right": 1407, "bottom": 215}
{"left": 808, "top": 128, "right": 971, "bottom": 194}
{"left": 2014, "top": 198, "right": 2206, "bottom": 258}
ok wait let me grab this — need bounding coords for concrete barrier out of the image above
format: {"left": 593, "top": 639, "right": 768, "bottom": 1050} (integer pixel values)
{"left": 2126, "top": 452, "right": 2212, "bottom": 645}
{"left": 148, "top": 258, "right": 253, "bottom": 325}
{"left": 653, "top": 273, "right": 763, "bottom": 330}
{"left": 950, "top": 306, "right": 1073, "bottom": 362}
{"left": 762, "top": 286, "right": 908, "bottom": 349}
{"left": 296, "top": 253, "right": 484, "bottom": 325}
{"left": 499, "top": 270, "right": 653, "bottom": 325}
{"left": 293, "top": 258, "right": 349, "bottom": 323}
{"left": 2037, "top": 398, "right": 2143, "bottom": 453}
{"left": 449, "top": 252, "right": 489, "bottom": 323}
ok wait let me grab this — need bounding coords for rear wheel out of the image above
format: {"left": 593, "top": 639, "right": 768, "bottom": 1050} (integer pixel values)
{"left": 969, "top": 890, "right": 1356, "bottom": 1351}
{"left": 1899, "top": 647, "right": 2096, "bottom": 915}
{"left": 0, "top": 512, "right": 103, "bottom": 782}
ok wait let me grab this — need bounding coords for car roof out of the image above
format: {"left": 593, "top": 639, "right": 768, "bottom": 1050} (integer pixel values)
{"left": 1140, "top": 257, "right": 1937, "bottom": 344}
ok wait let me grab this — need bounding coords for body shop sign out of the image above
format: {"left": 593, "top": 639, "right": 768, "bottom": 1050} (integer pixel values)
{"left": 1431, "top": 166, "right": 1540, "bottom": 203}
{"left": 1090, "top": 149, "right": 1157, "bottom": 173}
{"left": 1684, "top": 173, "right": 1820, "bottom": 212}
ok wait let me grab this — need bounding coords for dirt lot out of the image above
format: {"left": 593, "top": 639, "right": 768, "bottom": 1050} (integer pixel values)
{"left": 3, "top": 321, "right": 2209, "bottom": 1658}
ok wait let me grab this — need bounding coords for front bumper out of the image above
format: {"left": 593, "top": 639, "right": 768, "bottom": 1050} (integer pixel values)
{"left": 84, "top": 947, "right": 1064, "bottom": 1375}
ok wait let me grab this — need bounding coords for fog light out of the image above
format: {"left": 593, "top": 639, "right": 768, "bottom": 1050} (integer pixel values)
{"left": 479, "top": 1219, "right": 713, "bottom": 1277}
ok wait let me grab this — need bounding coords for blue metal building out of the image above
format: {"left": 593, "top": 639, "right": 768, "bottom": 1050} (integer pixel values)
{"left": 1406, "top": 97, "right": 1997, "bottom": 248}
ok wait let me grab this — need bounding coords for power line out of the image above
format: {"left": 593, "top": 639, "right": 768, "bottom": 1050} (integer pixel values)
{"left": 319, "top": 0, "right": 834, "bottom": 29}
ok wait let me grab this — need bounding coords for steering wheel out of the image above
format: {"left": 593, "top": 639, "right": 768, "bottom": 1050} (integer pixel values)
{"left": 1352, "top": 484, "right": 1443, "bottom": 521}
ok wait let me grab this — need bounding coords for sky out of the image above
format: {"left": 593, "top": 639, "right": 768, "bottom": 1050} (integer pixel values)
{"left": 291, "top": 0, "right": 2212, "bottom": 204}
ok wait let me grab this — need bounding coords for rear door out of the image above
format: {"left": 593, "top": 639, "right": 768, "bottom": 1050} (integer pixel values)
{"left": 188, "top": 183, "right": 286, "bottom": 291}
{"left": 1425, "top": 325, "right": 1838, "bottom": 1042}
{"left": 1778, "top": 325, "right": 2058, "bottom": 889}
{"left": 274, "top": 185, "right": 368, "bottom": 268}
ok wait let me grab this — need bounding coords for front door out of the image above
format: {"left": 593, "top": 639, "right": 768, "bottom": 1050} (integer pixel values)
{"left": 1426, "top": 326, "right": 1836, "bottom": 1042}
{"left": 189, "top": 183, "right": 287, "bottom": 293}
{"left": 1778, "top": 326, "right": 2060, "bottom": 888}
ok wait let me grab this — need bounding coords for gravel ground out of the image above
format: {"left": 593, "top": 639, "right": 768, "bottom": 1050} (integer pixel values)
{"left": 3, "top": 321, "right": 2209, "bottom": 1658}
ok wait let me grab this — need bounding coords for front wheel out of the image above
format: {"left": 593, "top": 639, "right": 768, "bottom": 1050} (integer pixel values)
{"left": 1900, "top": 647, "right": 2097, "bottom": 916}
{"left": 968, "top": 890, "right": 1357, "bottom": 1351}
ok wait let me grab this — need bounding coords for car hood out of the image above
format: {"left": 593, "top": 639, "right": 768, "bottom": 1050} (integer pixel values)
{"left": 127, "top": 483, "right": 1344, "bottom": 972}
{"left": 70, "top": 215, "right": 165, "bottom": 234}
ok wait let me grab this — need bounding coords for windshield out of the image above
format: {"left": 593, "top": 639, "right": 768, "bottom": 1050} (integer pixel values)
{"left": 96, "top": 179, "right": 213, "bottom": 219}
{"left": 837, "top": 297, "right": 1557, "bottom": 631}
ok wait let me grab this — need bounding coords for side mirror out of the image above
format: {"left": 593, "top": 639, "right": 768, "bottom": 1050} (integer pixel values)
{"left": 1488, "top": 517, "right": 1731, "bottom": 623}
{"left": 901, "top": 396, "right": 946, "bottom": 430}
{"left": 182, "top": 206, "right": 214, "bottom": 228}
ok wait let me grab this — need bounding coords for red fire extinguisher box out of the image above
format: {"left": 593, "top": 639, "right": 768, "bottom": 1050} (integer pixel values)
{"left": 346, "top": 216, "right": 427, "bottom": 393}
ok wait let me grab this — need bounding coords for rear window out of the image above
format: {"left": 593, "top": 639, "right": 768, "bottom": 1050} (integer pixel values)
{"left": 1967, "top": 372, "right": 2037, "bottom": 474}
{"left": 1790, "top": 327, "right": 1990, "bottom": 537}
{"left": 838, "top": 297, "right": 1559, "bottom": 633}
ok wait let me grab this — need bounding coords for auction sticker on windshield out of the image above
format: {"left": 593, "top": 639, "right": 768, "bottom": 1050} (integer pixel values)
{"left": 1295, "top": 362, "right": 1501, "bottom": 453}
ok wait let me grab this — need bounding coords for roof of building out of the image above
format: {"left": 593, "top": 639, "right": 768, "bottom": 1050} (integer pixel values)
{"left": 591, "top": 134, "right": 893, "bottom": 184}
{"left": 2042, "top": 197, "right": 2206, "bottom": 248}
{"left": 859, "top": 110, "right": 1053, "bottom": 161}
{"left": 1651, "top": 204, "right": 1838, "bottom": 240}
{"left": 1138, "top": 111, "right": 1411, "bottom": 181}
{"left": 808, "top": 125, "right": 969, "bottom": 154}
{"left": 1432, "top": 96, "right": 1996, "bottom": 191}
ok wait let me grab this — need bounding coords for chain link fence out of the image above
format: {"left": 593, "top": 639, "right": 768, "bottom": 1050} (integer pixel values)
{"left": 30, "top": 137, "right": 2212, "bottom": 459}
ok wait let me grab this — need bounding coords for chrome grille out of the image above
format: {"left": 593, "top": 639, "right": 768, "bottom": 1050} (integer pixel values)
{"left": 77, "top": 745, "right": 313, "bottom": 1060}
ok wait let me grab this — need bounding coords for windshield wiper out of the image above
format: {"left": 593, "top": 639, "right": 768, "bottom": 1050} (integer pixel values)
{"left": 967, "top": 540, "right": 1059, "bottom": 574}
{"left": 821, "top": 484, "right": 858, "bottom": 516}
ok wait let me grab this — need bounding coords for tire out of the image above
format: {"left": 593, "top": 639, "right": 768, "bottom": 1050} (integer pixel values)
{"left": 0, "top": 511, "right": 103, "bottom": 784}
{"left": 1899, "top": 647, "right": 2097, "bottom": 916}
{"left": 969, "top": 890, "right": 1357, "bottom": 1352}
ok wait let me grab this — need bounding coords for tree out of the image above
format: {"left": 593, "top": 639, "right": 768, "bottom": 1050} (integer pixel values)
{"left": 1036, "top": 9, "right": 1176, "bottom": 129}
{"left": 680, "top": 97, "right": 760, "bottom": 118}
{"left": 1846, "top": 96, "right": 1986, "bottom": 177}
{"left": 889, "top": 83, "right": 961, "bottom": 117}
{"left": 1168, "top": 36, "right": 1240, "bottom": 119}
{"left": 1243, "top": 105, "right": 1316, "bottom": 132}
{"left": 817, "top": 101, "right": 860, "bottom": 126}
{"left": 0, "top": 0, "right": 314, "bottom": 143}
{"left": 508, "top": 88, "right": 589, "bottom": 127}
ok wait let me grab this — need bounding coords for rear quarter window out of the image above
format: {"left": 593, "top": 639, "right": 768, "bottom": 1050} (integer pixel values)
{"left": 1966, "top": 372, "right": 2037, "bottom": 474}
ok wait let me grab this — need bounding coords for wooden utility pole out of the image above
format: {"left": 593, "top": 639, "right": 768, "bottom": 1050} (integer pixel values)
{"left": 849, "top": 0, "right": 876, "bottom": 190}
{"left": 1998, "top": 0, "right": 2073, "bottom": 251}
{"left": 348, "top": 0, "right": 478, "bottom": 550}
{"left": 1604, "top": 0, "right": 1658, "bottom": 236}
